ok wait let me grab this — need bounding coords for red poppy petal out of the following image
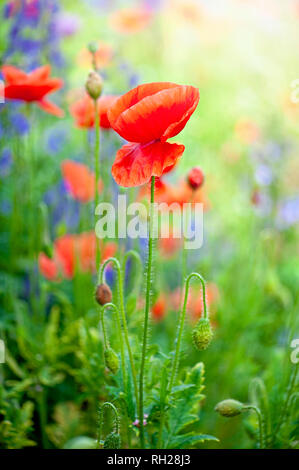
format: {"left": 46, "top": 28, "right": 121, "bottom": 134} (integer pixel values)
{"left": 37, "top": 99, "right": 64, "bottom": 117}
{"left": 111, "top": 140, "right": 185, "bottom": 187}
{"left": 29, "top": 65, "right": 51, "bottom": 81}
{"left": 2, "top": 65, "right": 28, "bottom": 84}
{"left": 108, "top": 82, "right": 177, "bottom": 127}
{"left": 108, "top": 83, "right": 199, "bottom": 143}
{"left": 38, "top": 253, "right": 58, "bottom": 280}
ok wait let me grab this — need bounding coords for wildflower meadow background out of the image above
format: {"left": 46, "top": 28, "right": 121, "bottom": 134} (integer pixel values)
{"left": 0, "top": 0, "right": 298, "bottom": 450}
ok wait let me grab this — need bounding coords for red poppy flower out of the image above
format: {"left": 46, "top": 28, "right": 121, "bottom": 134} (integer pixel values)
{"left": 61, "top": 160, "right": 103, "bottom": 203}
{"left": 70, "top": 94, "right": 118, "bottom": 129}
{"left": 38, "top": 232, "right": 117, "bottom": 281}
{"left": 108, "top": 82, "right": 199, "bottom": 187}
{"left": 2, "top": 65, "right": 64, "bottom": 117}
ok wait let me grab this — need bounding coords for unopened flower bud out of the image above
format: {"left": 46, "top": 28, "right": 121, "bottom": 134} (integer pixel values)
{"left": 95, "top": 283, "right": 112, "bottom": 305}
{"left": 85, "top": 71, "right": 103, "bottom": 99}
{"left": 215, "top": 399, "right": 244, "bottom": 417}
{"left": 88, "top": 42, "right": 98, "bottom": 54}
{"left": 103, "top": 432, "right": 121, "bottom": 449}
{"left": 187, "top": 167, "right": 205, "bottom": 190}
{"left": 104, "top": 348, "right": 119, "bottom": 374}
{"left": 192, "top": 318, "right": 213, "bottom": 351}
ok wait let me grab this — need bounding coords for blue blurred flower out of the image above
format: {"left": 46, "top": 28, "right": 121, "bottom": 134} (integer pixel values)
{"left": 0, "top": 147, "right": 12, "bottom": 177}
{"left": 11, "top": 112, "right": 30, "bottom": 136}
{"left": 45, "top": 127, "right": 67, "bottom": 155}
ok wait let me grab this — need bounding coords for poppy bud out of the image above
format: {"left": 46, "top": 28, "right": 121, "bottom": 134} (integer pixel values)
{"left": 192, "top": 318, "right": 213, "bottom": 351}
{"left": 85, "top": 71, "right": 103, "bottom": 100}
{"left": 104, "top": 348, "right": 119, "bottom": 374}
{"left": 103, "top": 432, "right": 121, "bottom": 449}
{"left": 215, "top": 399, "right": 244, "bottom": 417}
{"left": 95, "top": 283, "right": 112, "bottom": 305}
{"left": 88, "top": 42, "right": 98, "bottom": 54}
{"left": 187, "top": 167, "right": 204, "bottom": 190}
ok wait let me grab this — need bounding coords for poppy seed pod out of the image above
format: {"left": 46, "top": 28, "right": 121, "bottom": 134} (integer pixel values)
{"left": 103, "top": 432, "right": 121, "bottom": 449}
{"left": 187, "top": 166, "right": 204, "bottom": 190}
{"left": 104, "top": 348, "right": 119, "bottom": 374}
{"left": 95, "top": 283, "right": 112, "bottom": 305}
{"left": 215, "top": 399, "right": 244, "bottom": 417}
{"left": 85, "top": 71, "right": 103, "bottom": 100}
{"left": 192, "top": 318, "right": 213, "bottom": 351}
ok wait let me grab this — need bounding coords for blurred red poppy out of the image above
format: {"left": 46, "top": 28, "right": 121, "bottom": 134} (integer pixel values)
{"left": 70, "top": 94, "right": 118, "bottom": 129}
{"left": 108, "top": 82, "right": 199, "bottom": 187}
{"left": 38, "top": 232, "right": 117, "bottom": 281}
{"left": 151, "top": 294, "right": 167, "bottom": 321}
{"left": 170, "top": 282, "right": 219, "bottom": 324}
{"left": 2, "top": 65, "right": 64, "bottom": 117}
{"left": 61, "top": 160, "right": 103, "bottom": 203}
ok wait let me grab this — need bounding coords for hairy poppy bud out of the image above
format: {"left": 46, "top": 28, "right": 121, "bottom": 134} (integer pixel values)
{"left": 187, "top": 167, "right": 204, "bottom": 190}
{"left": 104, "top": 348, "right": 119, "bottom": 374}
{"left": 95, "top": 283, "right": 112, "bottom": 305}
{"left": 192, "top": 318, "right": 213, "bottom": 351}
{"left": 215, "top": 399, "right": 244, "bottom": 417}
{"left": 103, "top": 432, "right": 121, "bottom": 449}
{"left": 85, "top": 71, "right": 103, "bottom": 100}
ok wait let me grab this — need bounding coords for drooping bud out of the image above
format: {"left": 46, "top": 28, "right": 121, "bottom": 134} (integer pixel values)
{"left": 95, "top": 283, "right": 112, "bottom": 305}
{"left": 85, "top": 71, "right": 103, "bottom": 100}
{"left": 187, "top": 167, "right": 205, "bottom": 190}
{"left": 103, "top": 432, "right": 121, "bottom": 449}
{"left": 192, "top": 318, "right": 213, "bottom": 351}
{"left": 104, "top": 348, "right": 119, "bottom": 374}
{"left": 215, "top": 399, "right": 244, "bottom": 417}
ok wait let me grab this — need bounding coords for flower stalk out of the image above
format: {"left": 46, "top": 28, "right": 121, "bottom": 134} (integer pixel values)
{"left": 139, "top": 175, "right": 155, "bottom": 448}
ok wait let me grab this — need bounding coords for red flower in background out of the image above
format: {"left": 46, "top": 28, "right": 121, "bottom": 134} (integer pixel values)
{"left": 38, "top": 232, "right": 117, "bottom": 281}
{"left": 108, "top": 82, "right": 199, "bottom": 187}
{"left": 70, "top": 94, "right": 118, "bottom": 129}
{"left": 2, "top": 65, "right": 64, "bottom": 117}
{"left": 170, "top": 283, "right": 219, "bottom": 324}
{"left": 151, "top": 294, "right": 167, "bottom": 321}
{"left": 61, "top": 160, "right": 103, "bottom": 203}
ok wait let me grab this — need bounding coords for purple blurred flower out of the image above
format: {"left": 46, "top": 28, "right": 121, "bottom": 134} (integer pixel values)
{"left": 54, "top": 12, "right": 81, "bottom": 37}
{"left": 0, "top": 148, "right": 12, "bottom": 177}
{"left": 255, "top": 164, "right": 273, "bottom": 186}
{"left": 277, "top": 197, "right": 299, "bottom": 229}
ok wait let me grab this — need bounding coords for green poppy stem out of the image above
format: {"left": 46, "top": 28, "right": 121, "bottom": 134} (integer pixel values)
{"left": 101, "top": 302, "right": 126, "bottom": 388}
{"left": 139, "top": 175, "right": 155, "bottom": 449}
{"left": 243, "top": 405, "right": 264, "bottom": 449}
{"left": 169, "top": 272, "right": 208, "bottom": 392}
{"left": 94, "top": 98, "right": 100, "bottom": 268}
{"left": 99, "top": 258, "right": 139, "bottom": 410}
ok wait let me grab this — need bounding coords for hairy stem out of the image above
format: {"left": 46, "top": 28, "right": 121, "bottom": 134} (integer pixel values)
{"left": 139, "top": 175, "right": 155, "bottom": 448}
{"left": 243, "top": 405, "right": 264, "bottom": 449}
{"left": 94, "top": 98, "right": 100, "bottom": 267}
{"left": 99, "top": 259, "right": 139, "bottom": 410}
{"left": 169, "top": 272, "right": 208, "bottom": 391}
{"left": 102, "top": 302, "right": 126, "bottom": 388}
